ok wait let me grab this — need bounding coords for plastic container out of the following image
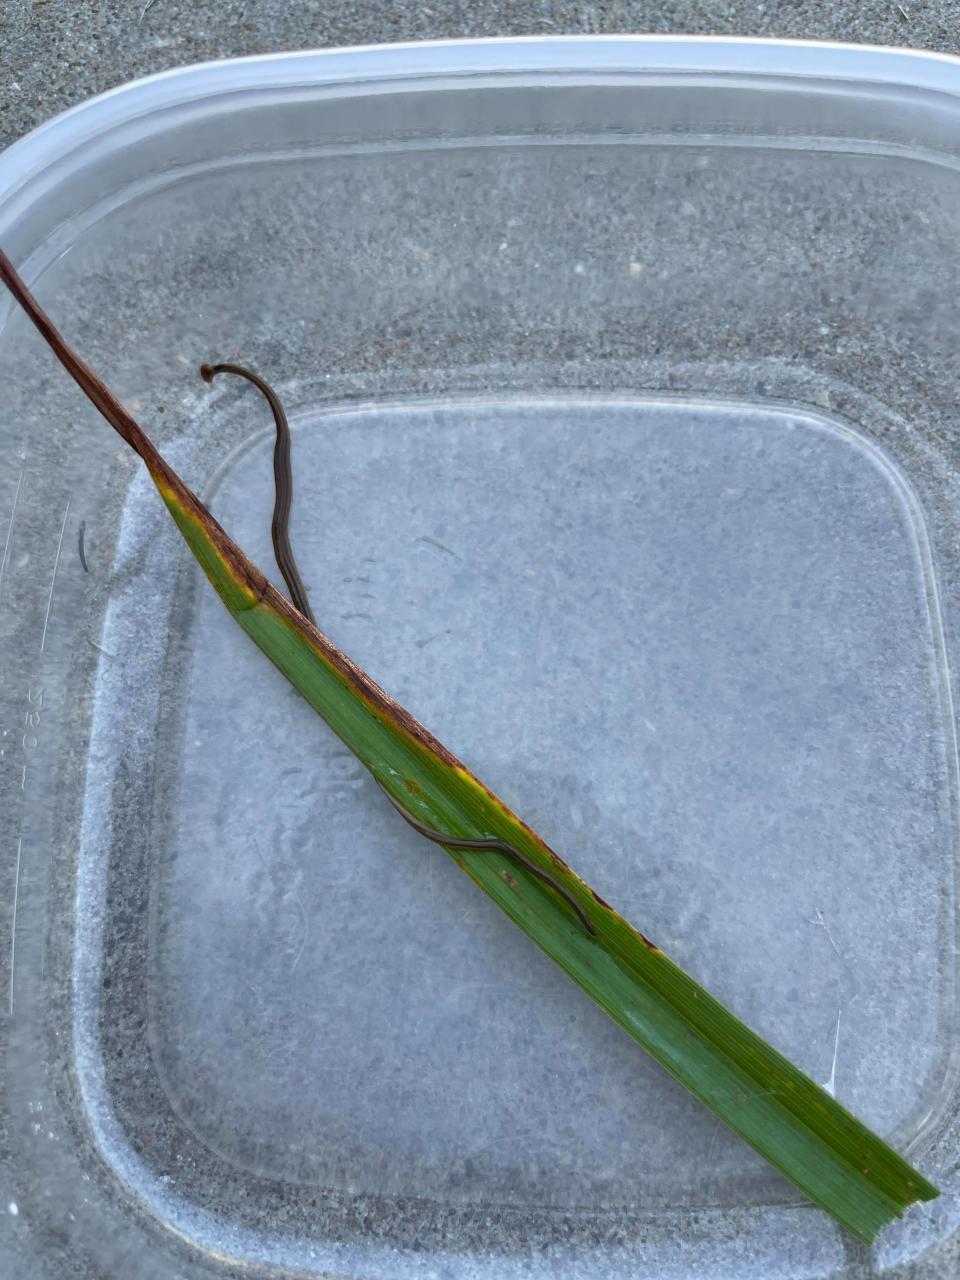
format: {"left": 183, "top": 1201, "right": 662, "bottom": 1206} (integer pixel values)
{"left": 2, "top": 36, "right": 960, "bottom": 1279}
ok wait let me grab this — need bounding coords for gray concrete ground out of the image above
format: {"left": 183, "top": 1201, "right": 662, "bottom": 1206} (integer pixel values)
{"left": 0, "top": 1, "right": 957, "bottom": 155}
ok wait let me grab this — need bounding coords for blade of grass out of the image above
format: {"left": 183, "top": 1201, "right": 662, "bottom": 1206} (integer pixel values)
{"left": 0, "top": 248, "right": 939, "bottom": 1243}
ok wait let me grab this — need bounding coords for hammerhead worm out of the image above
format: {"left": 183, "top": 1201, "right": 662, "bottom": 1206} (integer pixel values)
{"left": 201, "top": 361, "right": 596, "bottom": 938}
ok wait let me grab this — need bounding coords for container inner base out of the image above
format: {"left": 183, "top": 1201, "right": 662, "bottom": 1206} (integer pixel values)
{"left": 123, "top": 395, "right": 956, "bottom": 1211}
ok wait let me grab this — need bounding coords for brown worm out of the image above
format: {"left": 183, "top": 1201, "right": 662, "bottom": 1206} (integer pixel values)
{"left": 376, "top": 781, "right": 597, "bottom": 935}
{"left": 200, "top": 361, "right": 596, "bottom": 938}
{"left": 199, "top": 361, "right": 315, "bottom": 623}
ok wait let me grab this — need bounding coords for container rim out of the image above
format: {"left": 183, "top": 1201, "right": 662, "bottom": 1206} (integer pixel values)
{"left": 2, "top": 34, "right": 960, "bottom": 213}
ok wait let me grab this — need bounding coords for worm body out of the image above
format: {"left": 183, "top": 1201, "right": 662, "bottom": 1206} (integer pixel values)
{"left": 201, "top": 360, "right": 595, "bottom": 939}
{"left": 200, "top": 361, "right": 315, "bottom": 622}
{"left": 377, "top": 781, "right": 596, "bottom": 935}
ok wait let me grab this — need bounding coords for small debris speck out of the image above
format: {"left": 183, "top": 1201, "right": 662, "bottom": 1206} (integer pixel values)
{"left": 7, "top": 1202, "right": 18, "bottom": 1216}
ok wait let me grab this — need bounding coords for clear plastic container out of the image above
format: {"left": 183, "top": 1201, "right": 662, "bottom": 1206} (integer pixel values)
{"left": 1, "top": 36, "right": 960, "bottom": 1280}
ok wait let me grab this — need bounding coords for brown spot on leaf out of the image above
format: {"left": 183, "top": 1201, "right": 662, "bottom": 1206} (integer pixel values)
{"left": 591, "top": 889, "right": 612, "bottom": 909}
{"left": 404, "top": 778, "right": 424, "bottom": 797}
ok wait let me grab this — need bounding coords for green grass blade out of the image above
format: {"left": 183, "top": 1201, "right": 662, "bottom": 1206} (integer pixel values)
{"left": 0, "top": 248, "right": 939, "bottom": 1244}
